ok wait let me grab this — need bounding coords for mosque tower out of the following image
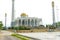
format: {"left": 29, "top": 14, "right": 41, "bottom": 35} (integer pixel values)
{"left": 52, "top": 1, "right": 56, "bottom": 27}
{"left": 11, "top": 0, "right": 15, "bottom": 27}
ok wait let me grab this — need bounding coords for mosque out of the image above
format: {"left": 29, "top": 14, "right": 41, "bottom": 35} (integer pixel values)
{"left": 11, "top": 0, "right": 42, "bottom": 27}
{"left": 12, "top": 13, "right": 42, "bottom": 27}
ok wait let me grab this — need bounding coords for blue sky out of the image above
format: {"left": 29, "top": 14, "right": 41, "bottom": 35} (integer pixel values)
{"left": 0, "top": 0, "right": 60, "bottom": 27}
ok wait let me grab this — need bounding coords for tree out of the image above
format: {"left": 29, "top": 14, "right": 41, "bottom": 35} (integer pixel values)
{"left": 46, "top": 24, "right": 56, "bottom": 29}
{"left": 0, "top": 21, "right": 3, "bottom": 32}
{"left": 55, "top": 22, "right": 60, "bottom": 28}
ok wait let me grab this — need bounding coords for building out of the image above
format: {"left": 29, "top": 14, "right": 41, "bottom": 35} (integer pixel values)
{"left": 12, "top": 13, "right": 42, "bottom": 27}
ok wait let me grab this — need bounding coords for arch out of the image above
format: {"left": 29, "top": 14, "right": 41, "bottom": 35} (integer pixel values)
{"left": 28, "top": 19, "right": 30, "bottom": 25}
{"left": 19, "top": 19, "right": 21, "bottom": 25}
{"left": 35, "top": 19, "right": 37, "bottom": 25}
{"left": 31, "top": 19, "right": 34, "bottom": 26}
{"left": 22, "top": 20, "right": 25, "bottom": 25}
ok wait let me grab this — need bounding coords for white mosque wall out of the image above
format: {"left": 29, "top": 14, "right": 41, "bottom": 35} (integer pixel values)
{"left": 12, "top": 16, "right": 42, "bottom": 27}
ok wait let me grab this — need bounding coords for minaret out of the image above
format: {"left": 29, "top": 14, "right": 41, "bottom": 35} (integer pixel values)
{"left": 11, "top": 0, "right": 15, "bottom": 27}
{"left": 52, "top": 1, "right": 55, "bottom": 27}
{"left": 5, "top": 13, "right": 7, "bottom": 29}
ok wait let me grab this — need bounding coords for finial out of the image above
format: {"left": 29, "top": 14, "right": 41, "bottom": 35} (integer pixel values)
{"left": 52, "top": 1, "right": 54, "bottom": 7}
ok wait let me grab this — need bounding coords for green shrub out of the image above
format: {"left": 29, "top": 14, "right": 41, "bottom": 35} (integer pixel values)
{"left": 9, "top": 26, "right": 31, "bottom": 30}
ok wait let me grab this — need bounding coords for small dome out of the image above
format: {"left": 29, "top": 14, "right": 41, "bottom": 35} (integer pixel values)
{"left": 21, "top": 13, "right": 28, "bottom": 16}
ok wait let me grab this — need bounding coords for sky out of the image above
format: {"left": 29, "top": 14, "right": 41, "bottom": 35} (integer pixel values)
{"left": 0, "top": 0, "right": 60, "bottom": 27}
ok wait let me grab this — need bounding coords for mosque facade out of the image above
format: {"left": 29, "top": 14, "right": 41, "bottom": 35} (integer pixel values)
{"left": 12, "top": 13, "right": 42, "bottom": 27}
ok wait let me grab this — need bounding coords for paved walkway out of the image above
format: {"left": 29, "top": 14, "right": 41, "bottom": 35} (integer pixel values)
{"left": 0, "top": 30, "right": 40, "bottom": 40}
{"left": 3, "top": 35, "right": 19, "bottom": 40}
{"left": 0, "top": 30, "right": 19, "bottom": 40}
{"left": 19, "top": 32, "right": 60, "bottom": 40}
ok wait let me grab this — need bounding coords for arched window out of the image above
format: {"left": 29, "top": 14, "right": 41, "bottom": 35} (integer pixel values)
{"left": 22, "top": 20, "right": 25, "bottom": 25}
{"left": 19, "top": 19, "right": 21, "bottom": 25}
{"left": 28, "top": 19, "right": 30, "bottom": 25}
{"left": 31, "top": 19, "right": 34, "bottom": 26}
{"left": 35, "top": 19, "right": 37, "bottom": 25}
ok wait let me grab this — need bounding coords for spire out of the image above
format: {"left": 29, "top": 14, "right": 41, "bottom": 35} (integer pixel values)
{"left": 5, "top": 13, "right": 7, "bottom": 29}
{"left": 11, "top": 0, "right": 15, "bottom": 27}
{"left": 52, "top": 1, "right": 56, "bottom": 27}
{"left": 12, "top": 0, "right": 15, "bottom": 21}
{"left": 52, "top": 1, "right": 54, "bottom": 8}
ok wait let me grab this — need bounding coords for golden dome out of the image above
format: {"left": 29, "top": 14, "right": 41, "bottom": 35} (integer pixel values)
{"left": 21, "top": 13, "right": 28, "bottom": 16}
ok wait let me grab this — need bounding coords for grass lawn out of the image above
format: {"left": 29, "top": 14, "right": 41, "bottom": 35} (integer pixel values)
{"left": 11, "top": 34, "right": 30, "bottom": 40}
